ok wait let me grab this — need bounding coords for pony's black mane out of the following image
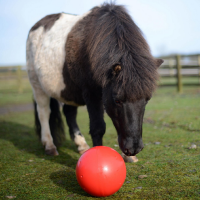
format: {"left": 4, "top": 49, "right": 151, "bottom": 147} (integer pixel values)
{"left": 86, "top": 3, "right": 158, "bottom": 100}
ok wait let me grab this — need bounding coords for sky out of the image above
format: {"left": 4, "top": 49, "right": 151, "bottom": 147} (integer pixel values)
{"left": 0, "top": 0, "right": 200, "bottom": 65}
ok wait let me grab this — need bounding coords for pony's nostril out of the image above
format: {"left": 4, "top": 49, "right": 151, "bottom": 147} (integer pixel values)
{"left": 124, "top": 149, "right": 131, "bottom": 156}
{"left": 124, "top": 149, "right": 128, "bottom": 154}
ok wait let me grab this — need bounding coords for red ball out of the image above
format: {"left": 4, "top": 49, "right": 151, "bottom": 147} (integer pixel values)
{"left": 76, "top": 146, "right": 126, "bottom": 197}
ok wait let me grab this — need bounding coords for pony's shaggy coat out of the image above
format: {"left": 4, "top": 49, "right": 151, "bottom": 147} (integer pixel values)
{"left": 65, "top": 4, "right": 159, "bottom": 103}
{"left": 26, "top": 3, "right": 163, "bottom": 158}
{"left": 30, "top": 13, "right": 61, "bottom": 32}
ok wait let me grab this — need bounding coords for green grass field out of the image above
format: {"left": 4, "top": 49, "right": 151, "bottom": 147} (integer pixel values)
{"left": 0, "top": 77, "right": 200, "bottom": 199}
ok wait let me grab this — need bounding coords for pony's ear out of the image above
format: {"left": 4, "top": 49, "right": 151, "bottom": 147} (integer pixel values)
{"left": 113, "top": 65, "right": 122, "bottom": 74}
{"left": 156, "top": 59, "right": 164, "bottom": 68}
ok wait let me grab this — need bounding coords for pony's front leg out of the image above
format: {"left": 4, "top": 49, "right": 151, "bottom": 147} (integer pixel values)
{"left": 84, "top": 95, "right": 106, "bottom": 147}
{"left": 34, "top": 91, "right": 58, "bottom": 155}
{"left": 63, "top": 105, "right": 89, "bottom": 154}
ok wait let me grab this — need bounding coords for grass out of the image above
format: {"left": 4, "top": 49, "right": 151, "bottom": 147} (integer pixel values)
{"left": 0, "top": 77, "right": 200, "bottom": 199}
{"left": 0, "top": 78, "right": 32, "bottom": 106}
{"left": 159, "top": 76, "right": 200, "bottom": 86}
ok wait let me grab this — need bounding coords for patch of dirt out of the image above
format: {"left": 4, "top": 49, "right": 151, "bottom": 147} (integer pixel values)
{"left": 143, "top": 117, "right": 200, "bottom": 132}
{"left": 0, "top": 103, "right": 33, "bottom": 115}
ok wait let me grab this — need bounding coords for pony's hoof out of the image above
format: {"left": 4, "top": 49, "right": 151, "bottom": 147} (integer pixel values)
{"left": 79, "top": 149, "right": 88, "bottom": 155}
{"left": 45, "top": 148, "right": 59, "bottom": 156}
{"left": 79, "top": 145, "right": 90, "bottom": 154}
{"left": 121, "top": 153, "right": 138, "bottom": 163}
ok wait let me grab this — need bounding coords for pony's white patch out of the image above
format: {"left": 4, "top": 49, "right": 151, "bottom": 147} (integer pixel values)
{"left": 27, "top": 12, "right": 89, "bottom": 105}
{"left": 74, "top": 131, "right": 90, "bottom": 152}
{"left": 34, "top": 90, "right": 56, "bottom": 151}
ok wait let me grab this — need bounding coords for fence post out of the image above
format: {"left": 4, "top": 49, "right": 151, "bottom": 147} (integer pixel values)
{"left": 17, "top": 65, "right": 23, "bottom": 93}
{"left": 176, "top": 55, "right": 182, "bottom": 93}
{"left": 198, "top": 55, "right": 200, "bottom": 84}
{"left": 169, "top": 58, "right": 174, "bottom": 76}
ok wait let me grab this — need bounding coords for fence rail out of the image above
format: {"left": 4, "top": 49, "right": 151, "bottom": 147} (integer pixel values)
{"left": 0, "top": 54, "right": 200, "bottom": 93}
{"left": 158, "top": 54, "right": 200, "bottom": 92}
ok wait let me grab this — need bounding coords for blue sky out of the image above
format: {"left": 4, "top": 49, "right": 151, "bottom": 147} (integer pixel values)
{"left": 0, "top": 0, "right": 200, "bottom": 65}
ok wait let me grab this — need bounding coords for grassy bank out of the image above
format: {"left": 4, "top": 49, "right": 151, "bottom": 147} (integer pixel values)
{"left": 0, "top": 79, "right": 32, "bottom": 107}
{"left": 0, "top": 79, "right": 200, "bottom": 199}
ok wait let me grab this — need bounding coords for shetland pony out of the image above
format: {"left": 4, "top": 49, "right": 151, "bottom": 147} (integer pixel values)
{"left": 26, "top": 3, "right": 163, "bottom": 162}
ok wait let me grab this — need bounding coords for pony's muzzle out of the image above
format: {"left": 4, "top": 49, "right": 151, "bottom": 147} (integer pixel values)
{"left": 119, "top": 139, "right": 144, "bottom": 156}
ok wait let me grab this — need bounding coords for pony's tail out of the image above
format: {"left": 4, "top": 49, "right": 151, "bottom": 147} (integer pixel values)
{"left": 34, "top": 98, "right": 66, "bottom": 147}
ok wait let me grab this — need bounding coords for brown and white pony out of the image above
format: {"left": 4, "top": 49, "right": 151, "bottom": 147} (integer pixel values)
{"left": 26, "top": 3, "right": 163, "bottom": 162}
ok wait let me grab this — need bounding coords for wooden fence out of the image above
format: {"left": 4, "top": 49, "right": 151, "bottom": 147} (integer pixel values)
{"left": 0, "top": 65, "right": 26, "bottom": 93}
{"left": 0, "top": 54, "right": 200, "bottom": 93}
{"left": 158, "top": 54, "right": 200, "bottom": 92}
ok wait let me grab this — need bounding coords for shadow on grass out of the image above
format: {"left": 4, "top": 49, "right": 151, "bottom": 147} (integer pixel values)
{"left": 0, "top": 121, "right": 80, "bottom": 168}
{"left": 50, "top": 170, "right": 92, "bottom": 197}
{"left": 0, "top": 120, "right": 96, "bottom": 197}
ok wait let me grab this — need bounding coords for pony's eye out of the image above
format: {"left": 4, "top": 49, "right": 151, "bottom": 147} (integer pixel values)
{"left": 115, "top": 99, "right": 122, "bottom": 105}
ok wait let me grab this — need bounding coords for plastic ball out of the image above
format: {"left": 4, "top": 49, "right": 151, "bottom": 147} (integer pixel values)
{"left": 76, "top": 146, "right": 126, "bottom": 197}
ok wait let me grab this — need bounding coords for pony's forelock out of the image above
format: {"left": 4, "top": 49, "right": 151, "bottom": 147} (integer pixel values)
{"left": 86, "top": 3, "right": 158, "bottom": 100}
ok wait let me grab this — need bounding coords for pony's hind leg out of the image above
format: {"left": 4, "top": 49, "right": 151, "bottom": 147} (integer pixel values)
{"left": 34, "top": 88, "right": 59, "bottom": 156}
{"left": 63, "top": 105, "right": 90, "bottom": 154}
